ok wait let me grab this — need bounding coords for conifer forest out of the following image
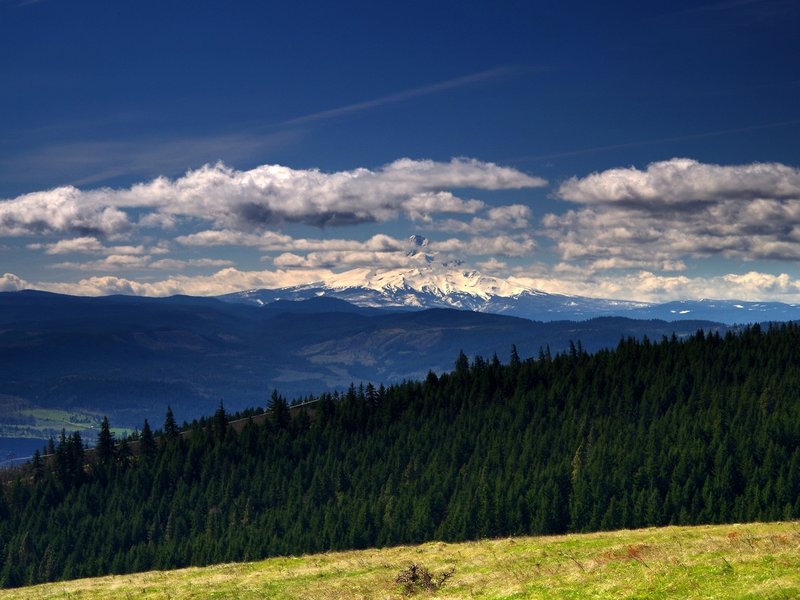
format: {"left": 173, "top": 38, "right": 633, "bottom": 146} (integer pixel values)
{"left": 2, "top": 324, "right": 800, "bottom": 588}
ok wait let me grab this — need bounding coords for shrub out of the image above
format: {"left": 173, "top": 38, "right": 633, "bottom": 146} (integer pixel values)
{"left": 395, "top": 562, "right": 455, "bottom": 594}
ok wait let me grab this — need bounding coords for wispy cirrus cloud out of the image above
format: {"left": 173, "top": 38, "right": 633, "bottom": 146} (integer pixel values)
{"left": 512, "top": 118, "right": 800, "bottom": 163}
{"left": 280, "top": 66, "right": 523, "bottom": 126}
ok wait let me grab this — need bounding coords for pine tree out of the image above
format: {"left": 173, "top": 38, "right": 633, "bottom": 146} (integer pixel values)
{"left": 269, "top": 390, "right": 290, "bottom": 430}
{"left": 96, "top": 416, "right": 115, "bottom": 465}
{"left": 140, "top": 419, "right": 156, "bottom": 459}
{"left": 164, "top": 406, "right": 179, "bottom": 439}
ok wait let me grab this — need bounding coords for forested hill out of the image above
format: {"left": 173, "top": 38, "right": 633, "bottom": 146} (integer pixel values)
{"left": 2, "top": 324, "right": 800, "bottom": 588}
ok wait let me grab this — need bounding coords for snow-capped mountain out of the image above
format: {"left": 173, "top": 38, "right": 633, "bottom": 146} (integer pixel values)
{"left": 217, "top": 237, "right": 800, "bottom": 324}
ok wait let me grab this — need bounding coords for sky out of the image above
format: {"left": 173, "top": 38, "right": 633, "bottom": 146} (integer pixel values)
{"left": 2, "top": 0, "right": 800, "bottom": 302}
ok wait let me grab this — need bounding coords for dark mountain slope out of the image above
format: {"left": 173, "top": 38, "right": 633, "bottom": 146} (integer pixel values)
{"left": 0, "top": 291, "right": 726, "bottom": 427}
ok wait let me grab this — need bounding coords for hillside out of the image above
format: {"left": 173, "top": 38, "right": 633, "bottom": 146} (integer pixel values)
{"left": 1, "top": 522, "right": 798, "bottom": 599}
{"left": 0, "top": 289, "right": 725, "bottom": 442}
{"left": 2, "top": 323, "right": 799, "bottom": 588}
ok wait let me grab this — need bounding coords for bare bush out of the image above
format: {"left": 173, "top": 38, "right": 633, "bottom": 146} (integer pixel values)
{"left": 395, "top": 562, "right": 455, "bottom": 594}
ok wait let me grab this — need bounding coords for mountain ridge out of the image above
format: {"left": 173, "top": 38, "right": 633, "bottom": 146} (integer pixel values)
{"left": 218, "top": 261, "right": 799, "bottom": 324}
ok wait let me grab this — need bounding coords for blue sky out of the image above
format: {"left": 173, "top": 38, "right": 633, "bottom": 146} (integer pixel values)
{"left": 2, "top": 0, "right": 800, "bottom": 301}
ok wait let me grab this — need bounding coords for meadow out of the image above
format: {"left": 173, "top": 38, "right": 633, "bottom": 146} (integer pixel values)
{"left": 2, "top": 521, "right": 798, "bottom": 599}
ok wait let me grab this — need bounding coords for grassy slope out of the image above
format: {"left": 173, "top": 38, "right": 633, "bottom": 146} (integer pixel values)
{"left": 3, "top": 522, "right": 799, "bottom": 599}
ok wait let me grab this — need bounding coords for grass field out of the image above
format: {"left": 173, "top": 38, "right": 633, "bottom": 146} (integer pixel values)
{"left": 2, "top": 521, "right": 799, "bottom": 599}
{"left": 0, "top": 400, "right": 134, "bottom": 444}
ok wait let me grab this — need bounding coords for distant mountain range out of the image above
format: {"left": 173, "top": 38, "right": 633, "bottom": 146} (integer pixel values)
{"left": 218, "top": 258, "right": 800, "bottom": 324}
{"left": 0, "top": 290, "right": 730, "bottom": 433}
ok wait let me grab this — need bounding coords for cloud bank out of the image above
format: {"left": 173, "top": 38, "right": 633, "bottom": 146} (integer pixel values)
{"left": 548, "top": 158, "right": 800, "bottom": 269}
{"left": 6, "top": 156, "right": 800, "bottom": 303}
{"left": 0, "top": 158, "right": 545, "bottom": 236}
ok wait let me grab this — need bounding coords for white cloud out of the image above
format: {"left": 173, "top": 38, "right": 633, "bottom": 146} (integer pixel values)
{"left": 27, "top": 236, "right": 153, "bottom": 256}
{"left": 49, "top": 254, "right": 236, "bottom": 272}
{"left": 179, "top": 230, "right": 410, "bottom": 253}
{"left": 148, "top": 258, "right": 235, "bottom": 270}
{"left": 510, "top": 269, "right": 800, "bottom": 303}
{"left": 0, "top": 186, "right": 130, "bottom": 236}
{"left": 51, "top": 254, "right": 153, "bottom": 271}
{"left": 547, "top": 158, "right": 800, "bottom": 267}
{"left": 0, "top": 272, "right": 29, "bottom": 292}
{"left": 29, "top": 236, "right": 104, "bottom": 254}
{"left": 433, "top": 234, "right": 536, "bottom": 257}
{"left": 476, "top": 258, "right": 509, "bottom": 272}
{"left": 429, "top": 203, "right": 532, "bottom": 233}
{"left": 39, "top": 267, "right": 337, "bottom": 297}
{"left": 557, "top": 158, "right": 800, "bottom": 205}
{"left": 0, "top": 158, "right": 545, "bottom": 237}
{"left": 18, "top": 265, "right": 800, "bottom": 303}
{"left": 272, "top": 250, "right": 412, "bottom": 270}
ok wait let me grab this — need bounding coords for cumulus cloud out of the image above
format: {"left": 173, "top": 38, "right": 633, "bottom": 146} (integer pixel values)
{"left": 40, "top": 267, "right": 337, "bottom": 297}
{"left": 558, "top": 158, "right": 800, "bottom": 205}
{"left": 27, "top": 236, "right": 153, "bottom": 256}
{"left": 510, "top": 269, "right": 800, "bottom": 303}
{"left": 265, "top": 233, "right": 533, "bottom": 269}
{"left": 0, "top": 187, "right": 130, "bottom": 237}
{"left": 28, "top": 236, "right": 104, "bottom": 254}
{"left": 148, "top": 258, "right": 235, "bottom": 271}
{"left": 272, "top": 250, "right": 413, "bottom": 270}
{"left": 433, "top": 234, "right": 536, "bottom": 257}
{"left": 50, "top": 254, "right": 236, "bottom": 272}
{"left": 429, "top": 203, "right": 532, "bottom": 233}
{"left": 51, "top": 254, "right": 153, "bottom": 271}
{"left": 0, "top": 272, "right": 29, "bottom": 292}
{"left": 19, "top": 264, "right": 800, "bottom": 303}
{"left": 0, "top": 158, "right": 545, "bottom": 237}
{"left": 548, "top": 158, "right": 800, "bottom": 267}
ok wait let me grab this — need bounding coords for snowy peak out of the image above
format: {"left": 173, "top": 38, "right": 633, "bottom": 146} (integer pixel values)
{"left": 219, "top": 261, "right": 800, "bottom": 324}
{"left": 324, "top": 263, "right": 533, "bottom": 304}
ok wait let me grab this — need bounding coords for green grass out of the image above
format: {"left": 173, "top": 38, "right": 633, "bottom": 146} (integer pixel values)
{"left": 0, "top": 402, "right": 134, "bottom": 442}
{"left": 3, "top": 521, "right": 800, "bottom": 599}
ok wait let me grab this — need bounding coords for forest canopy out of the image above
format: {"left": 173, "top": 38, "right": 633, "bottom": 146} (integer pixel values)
{"left": 1, "top": 324, "right": 799, "bottom": 588}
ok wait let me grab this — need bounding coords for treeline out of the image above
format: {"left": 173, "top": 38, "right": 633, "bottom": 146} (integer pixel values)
{"left": 2, "top": 324, "right": 800, "bottom": 587}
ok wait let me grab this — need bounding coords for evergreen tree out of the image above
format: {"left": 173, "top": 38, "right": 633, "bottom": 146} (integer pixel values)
{"left": 3, "top": 323, "right": 800, "bottom": 588}
{"left": 140, "top": 419, "right": 156, "bottom": 459}
{"left": 269, "top": 390, "right": 290, "bottom": 430}
{"left": 164, "top": 406, "right": 179, "bottom": 439}
{"left": 96, "top": 416, "right": 115, "bottom": 465}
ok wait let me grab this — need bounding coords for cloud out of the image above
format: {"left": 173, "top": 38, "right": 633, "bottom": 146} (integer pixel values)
{"left": 264, "top": 234, "right": 442, "bottom": 269}
{"left": 433, "top": 234, "right": 536, "bottom": 257}
{"left": 1, "top": 158, "right": 545, "bottom": 236}
{"left": 20, "top": 264, "right": 800, "bottom": 303}
{"left": 148, "top": 258, "right": 235, "bottom": 271}
{"left": 50, "top": 254, "right": 236, "bottom": 272}
{"left": 26, "top": 236, "right": 164, "bottom": 255}
{"left": 175, "top": 230, "right": 284, "bottom": 248}
{"left": 510, "top": 268, "right": 800, "bottom": 303}
{"left": 2, "top": 129, "right": 300, "bottom": 191}
{"left": 0, "top": 186, "right": 130, "bottom": 236}
{"left": 27, "top": 236, "right": 152, "bottom": 256}
{"left": 52, "top": 254, "right": 153, "bottom": 271}
{"left": 476, "top": 258, "right": 509, "bottom": 272}
{"left": 547, "top": 158, "right": 800, "bottom": 267}
{"left": 272, "top": 250, "right": 413, "bottom": 270}
{"left": 281, "top": 66, "right": 520, "bottom": 126}
{"left": 29, "top": 236, "right": 104, "bottom": 254}
{"left": 0, "top": 272, "right": 29, "bottom": 292}
{"left": 557, "top": 158, "right": 800, "bottom": 205}
{"left": 40, "top": 267, "right": 337, "bottom": 297}
{"left": 429, "top": 204, "right": 532, "bottom": 233}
